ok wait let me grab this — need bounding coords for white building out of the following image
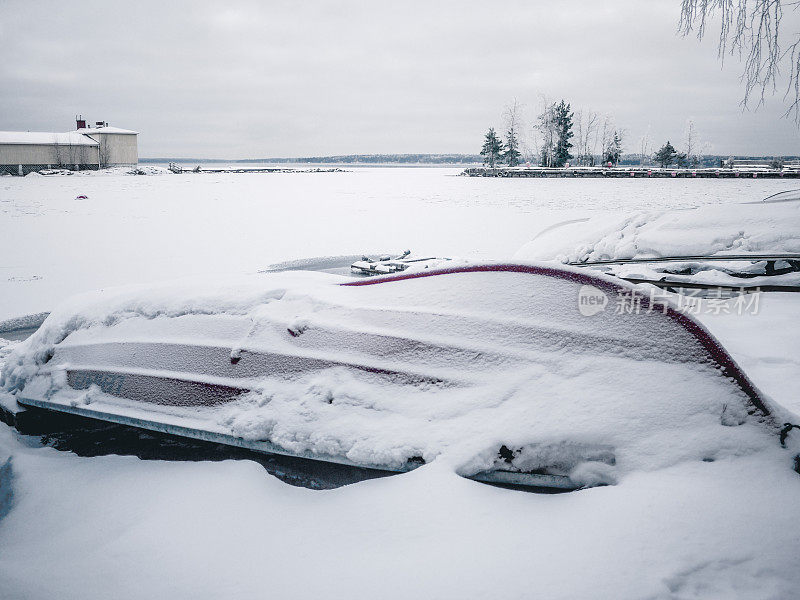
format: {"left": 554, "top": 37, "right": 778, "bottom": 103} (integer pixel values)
{"left": 0, "top": 119, "right": 138, "bottom": 175}
{"left": 76, "top": 125, "right": 139, "bottom": 168}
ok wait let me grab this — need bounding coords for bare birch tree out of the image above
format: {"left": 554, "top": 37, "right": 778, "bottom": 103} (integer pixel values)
{"left": 684, "top": 118, "right": 698, "bottom": 166}
{"left": 680, "top": 0, "right": 800, "bottom": 123}
{"left": 590, "top": 114, "right": 604, "bottom": 161}
{"left": 536, "top": 95, "right": 557, "bottom": 167}
{"left": 67, "top": 140, "right": 81, "bottom": 169}
{"left": 574, "top": 110, "right": 596, "bottom": 165}
{"left": 581, "top": 110, "right": 599, "bottom": 165}
{"left": 574, "top": 110, "right": 584, "bottom": 164}
{"left": 599, "top": 115, "right": 614, "bottom": 165}
{"left": 503, "top": 98, "right": 524, "bottom": 166}
{"left": 526, "top": 123, "right": 541, "bottom": 165}
{"left": 639, "top": 125, "right": 652, "bottom": 165}
{"left": 99, "top": 138, "right": 111, "bottom": 169}
{"left": 52, "top": 134, "right": 65, "bottom": 168}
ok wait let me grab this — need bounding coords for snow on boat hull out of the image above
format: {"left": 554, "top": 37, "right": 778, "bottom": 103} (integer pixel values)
{"left": 15, "top": 395, "right": 398, "bottom": 470}
{"left": 14, "top": 395, "right": 582, "bottom": 490}
{"left": 5, "top": 263, "right": 779, "bottom": 491}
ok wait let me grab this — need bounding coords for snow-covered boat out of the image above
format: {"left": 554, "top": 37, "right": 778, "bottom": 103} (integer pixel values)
{"left": 515, "top": 192, "right": 800, "bottom": 294}
{"left": 1, "top": 263, "right": 793, "bottom": 491}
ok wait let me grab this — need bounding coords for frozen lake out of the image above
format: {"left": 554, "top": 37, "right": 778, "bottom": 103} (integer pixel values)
{"left": 0, "top": 167, "right": 794, "bottom": 321}
{"left": 2, "top": 167, "right": 800, "bottom": 600}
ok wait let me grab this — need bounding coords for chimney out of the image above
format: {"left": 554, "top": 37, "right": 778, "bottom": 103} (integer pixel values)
{"left": 76, "top": 115, "right": 86, "bottom": 129}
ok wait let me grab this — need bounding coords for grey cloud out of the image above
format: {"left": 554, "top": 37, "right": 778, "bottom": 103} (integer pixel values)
{"left": 1, "top": 0, "right": 798, "bottom": 157}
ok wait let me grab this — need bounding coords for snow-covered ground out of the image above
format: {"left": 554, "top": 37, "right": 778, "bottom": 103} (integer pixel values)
{"left": 1, "top": 168, "right": 799, "bottom": 599}
{"left": 1, "top": 426, "right": 798, "bottom": 600}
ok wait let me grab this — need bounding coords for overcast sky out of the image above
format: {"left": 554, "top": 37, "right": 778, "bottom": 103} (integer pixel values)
{"left": 2, "top": 0, "right": 799, "bottom": 158}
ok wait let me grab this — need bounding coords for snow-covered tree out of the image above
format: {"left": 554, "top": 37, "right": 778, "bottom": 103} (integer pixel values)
{"left": 603, "top": 130, "right": 623, "bottom": 166}
{"left": 537, "top": 100, "right": 557, "bottom": 167}
{"left": 599, "top": 119, "right": 626, "bottom": 166}
{"left": 480, "top": 127, "right": 504, "bottom": 168}
{"left": 654, "top": 141, "right": 678, "bottom": 168}
{"left": 574, "top": 109, "right": 599, "bottom": 166}
{"left": 552, "top": 100, "right": 574, "bottom": 167}
{"left": 503, "top": 99, "right": 523, "bottom": 167}
{"left": 683, "top": 119, "right": 698, "bottom": 167}
{"left": 504, "top": 128, "right": 521, "bottom": 167}
{"left": 638, "top": 125, "right": 652, "bottom": 165}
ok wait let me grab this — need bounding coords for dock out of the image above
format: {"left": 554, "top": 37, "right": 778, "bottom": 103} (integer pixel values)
{"left": 462, "top": 166, "right": 800, "bottom": 178}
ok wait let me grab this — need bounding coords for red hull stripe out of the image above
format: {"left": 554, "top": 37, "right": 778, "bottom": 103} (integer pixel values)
{"left": 341, "top": 264, "right": 771, "bottom": 420}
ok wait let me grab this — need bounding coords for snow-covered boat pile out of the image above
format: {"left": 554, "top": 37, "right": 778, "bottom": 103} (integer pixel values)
{"left": 515, "top": 191, "right": 800, "bottom": 292}
{"left": 2, "top": 264, "right": 795, "bottom": 490}
{"left": 349, "top": 251, "right": 454, "bottom": 276}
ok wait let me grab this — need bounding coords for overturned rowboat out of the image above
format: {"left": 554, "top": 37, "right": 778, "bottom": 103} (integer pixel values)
{"left": 1, "top": 263, "right": 789, "bottom": 491}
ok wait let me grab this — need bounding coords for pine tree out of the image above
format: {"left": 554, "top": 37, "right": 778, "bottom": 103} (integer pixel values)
{"left": 552, "top": 100, "right": 574, "bottom": 168}
{"left": 654, "top": 141, "right": 678, "bottom": 168}
{"left": 503, "top": 126, "right": 521, "bottom": 166}
{"left": 480, "top": 128, "right": 504, "bottom": 168}
{"left": 603, "top": 130, "right": 623, "bottom": 166}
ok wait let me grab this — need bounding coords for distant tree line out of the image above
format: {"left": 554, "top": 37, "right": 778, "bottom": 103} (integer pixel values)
{"left": 139, "top": 147, "right": 797, "bottom": 168}
{"left": 478, "top": 103, "right": 784, "bottom": 168}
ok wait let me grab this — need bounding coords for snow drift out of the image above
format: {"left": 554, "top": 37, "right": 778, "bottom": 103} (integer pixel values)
{"left": 515, "top": 195, "right": 800, "bottom": 263}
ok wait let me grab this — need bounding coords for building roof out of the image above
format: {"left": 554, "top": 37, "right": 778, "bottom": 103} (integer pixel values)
{"left": 0, "top": 131, "right": 100, "bottom": 146}
{"left": 76, "top": 126, "right": 138, "bottom": 135}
